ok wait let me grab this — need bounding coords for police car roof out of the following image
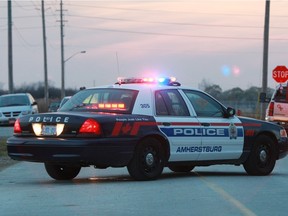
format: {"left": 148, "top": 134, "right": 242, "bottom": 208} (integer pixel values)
{"left": 84, "top": 77, "right": 199, "bottom": 91}
{"left": 85, "top": 83, "right": 201, "bottom": 93}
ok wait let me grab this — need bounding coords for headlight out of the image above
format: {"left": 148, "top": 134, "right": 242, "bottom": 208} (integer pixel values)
{"left": 21, "top": 110, "right": 32, "bottom": 115}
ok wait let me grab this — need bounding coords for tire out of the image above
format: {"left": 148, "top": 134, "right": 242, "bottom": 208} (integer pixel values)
{"left": 168, "top": 165, "right": 195, "bottom": 173}
{"left": 44, "top": 163, "right": 81, "bottom": 180}
{"left": 127, "top": 137, "right": 165, "bottom": 181}
{"left": 243, "top": 135, "right": 277, "bottom": 176}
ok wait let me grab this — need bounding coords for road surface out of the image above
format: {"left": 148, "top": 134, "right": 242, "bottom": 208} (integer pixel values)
{"left": 1, "top": 158, "right": 288, "bottom": 216}
{"left": 0, "top": 126, "right": 13, "bottom": 138}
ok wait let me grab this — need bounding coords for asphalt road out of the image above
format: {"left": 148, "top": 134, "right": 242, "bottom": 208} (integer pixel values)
{"left": 1, "top": 158, "right": 288, "bottom": 216}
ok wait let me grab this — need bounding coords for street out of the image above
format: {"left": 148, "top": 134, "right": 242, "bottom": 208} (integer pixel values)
{"left": 0, "top": 126, "right": 13, "bottom": 138}
{"left": 1, "top": 158, "right": 288, "bottom": 216}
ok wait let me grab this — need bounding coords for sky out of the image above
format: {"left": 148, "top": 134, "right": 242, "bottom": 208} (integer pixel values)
{"left": 1, "top": 0, "right": 288, "bottom": 92}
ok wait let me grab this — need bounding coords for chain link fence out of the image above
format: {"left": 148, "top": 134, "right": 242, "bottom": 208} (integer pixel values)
{"left": 222, "top": 101, "right": 268, "bottom": 119}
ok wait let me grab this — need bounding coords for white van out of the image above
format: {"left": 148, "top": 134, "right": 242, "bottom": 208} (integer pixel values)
{"left": 0, "top": 93, "right": 38, "bottom": 125}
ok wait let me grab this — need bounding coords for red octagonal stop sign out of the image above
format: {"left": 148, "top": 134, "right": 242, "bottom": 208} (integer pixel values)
{"left": 273, "top": 65, "right": 288, "bottom": 83}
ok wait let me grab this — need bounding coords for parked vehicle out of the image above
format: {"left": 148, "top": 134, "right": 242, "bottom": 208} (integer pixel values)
{"left": 0, "top": 93, "right": 38, "bottom": 125}
{"left": 59, "top": 96, "right": 71, "bottom": 108}
{"left": 266, "top": 83, "right": 288, "bottom": 130}
{"left": 48, "top": 101, "right": 60, "bottom": 112}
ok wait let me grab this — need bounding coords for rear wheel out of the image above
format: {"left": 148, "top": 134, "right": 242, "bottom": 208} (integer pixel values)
{"left": 168, "top": 165, "right": 195, "bottom": 173}
{"left": 243, "top": 135, "right": 277, "bottom": 176}
{"left": 44, "top": 163, "right": 81, "bottom": 180}
{"left": 127, "top": 137, "right": 165, "bottom": 181}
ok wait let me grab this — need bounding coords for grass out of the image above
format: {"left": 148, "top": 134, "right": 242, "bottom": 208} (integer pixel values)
{"left": 0, "top": 137, "right": 18, "bottom": 171}
{"left": 0, "top": 138, "right": 7, "bottom": 157}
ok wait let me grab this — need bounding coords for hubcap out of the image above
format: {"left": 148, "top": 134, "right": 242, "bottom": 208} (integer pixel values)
{"left": 259, "top": 149, "right": 268, "bottom": 163}
{"left": 145, "top": 153, "right": 154, "bottom": 166}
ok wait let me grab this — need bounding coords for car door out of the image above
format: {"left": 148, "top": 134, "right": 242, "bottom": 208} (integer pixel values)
{"left": 154, "top": 89, "right": 202, "bottom": 162}
{"left": 182, "top": 89, "right": 244, "bottom": 161}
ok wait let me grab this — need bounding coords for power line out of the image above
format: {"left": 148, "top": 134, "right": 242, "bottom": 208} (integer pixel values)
{"left": 66, "top": 3, "right": 261, "bottom": 17}
{"left": 7, "top": 24, "right": 286, "bottom": 42}
{"left": 66, "top": 14, "right": 288, "bottom": 29}
{"left": 1, "top": 13, "right": 287, "bottom": 30}
{"left": 66, "top": 3, "right": 288, "bottom": 17}
{"left": 13, "top": 24, "right": 40, "bottom": 47}
{"left": 13, "top": 0, "right": 39, "bottom": 11}
{"left": 69, "top": 25, "right": 288, "bottom": 41}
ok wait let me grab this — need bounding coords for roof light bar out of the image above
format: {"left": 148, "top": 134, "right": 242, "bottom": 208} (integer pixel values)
{"left": 116, "top": 77, "right": 180, "bottom": 86}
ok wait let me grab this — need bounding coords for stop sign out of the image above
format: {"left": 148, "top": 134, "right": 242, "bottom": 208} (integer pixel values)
{"left": 273, "top": 65, "right": 288, "bottom": 83}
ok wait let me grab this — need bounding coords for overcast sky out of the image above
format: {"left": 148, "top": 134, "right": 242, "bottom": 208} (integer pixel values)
{"left": 1, "top": 0, "right": 288, "bottom": 92}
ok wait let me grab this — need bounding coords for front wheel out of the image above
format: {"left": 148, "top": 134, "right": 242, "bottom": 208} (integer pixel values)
{"left": 127, "top": 137, "right": 165, "bottom": 181}
{"left": 243, "top": 135, "right": 277, "bottom": 176}
{"left": 44, "top": 163, "right": 81, "bottom": 180}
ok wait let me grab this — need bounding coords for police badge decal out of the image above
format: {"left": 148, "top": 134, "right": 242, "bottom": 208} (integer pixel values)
{"left": 229, "top": 123, "right": 237, "bottom": 139}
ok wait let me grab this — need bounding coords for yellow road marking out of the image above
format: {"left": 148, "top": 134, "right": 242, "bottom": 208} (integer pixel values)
{"left": 195, "top": 172, "right": 257, "bottom": 216}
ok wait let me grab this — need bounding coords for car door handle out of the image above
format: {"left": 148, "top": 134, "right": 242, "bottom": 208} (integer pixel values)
{"left": 162, "top": 122, "right": 171, "bottom": 126}
{"left": 201, "top": 123, "right": 210, "bottom": 127}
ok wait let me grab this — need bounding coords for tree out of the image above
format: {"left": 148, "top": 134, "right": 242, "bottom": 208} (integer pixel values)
{"left": 222, "top": 87, "right": 244, "bottom": 101}
{"left": 203, "top": 84, "right": 223, "bottom": 99}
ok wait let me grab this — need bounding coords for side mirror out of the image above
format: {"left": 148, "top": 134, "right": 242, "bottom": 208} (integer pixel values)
{"left": 226, "top": 107, "right": 235, "bottom": 117}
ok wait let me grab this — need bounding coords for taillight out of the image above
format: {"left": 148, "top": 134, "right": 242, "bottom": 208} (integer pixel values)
{"left": 79, "top": 119, "right": 101, "bottom": 135}
{"left": 14, "top": 119, "right": 22, "bottom": 134}
{"left": 268, "top": 102, "right": 274, "bottom": 116}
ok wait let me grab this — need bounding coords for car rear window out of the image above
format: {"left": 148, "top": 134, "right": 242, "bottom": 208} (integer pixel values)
{"left": 59, "top": 88, "right": 138, "bottom": 114}
{"left": 274, "top": 87, "right": 288, "bottom": 103}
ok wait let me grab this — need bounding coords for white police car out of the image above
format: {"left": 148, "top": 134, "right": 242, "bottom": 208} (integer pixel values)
{"left": 7, "top": 77, "right": 288, "bottom": 180}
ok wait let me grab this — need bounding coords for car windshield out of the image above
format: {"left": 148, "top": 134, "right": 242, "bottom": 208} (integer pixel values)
{"left": 59, "top": 88, "right": 138, "bottom": 114}
{"left": 0, "top": 95, "right": 30, "bottom": 107}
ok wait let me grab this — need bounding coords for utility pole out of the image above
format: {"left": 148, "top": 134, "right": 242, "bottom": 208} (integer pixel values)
{"left": 60, "top": 0, "right": 65, "bottom": 98}
{"left": 260, "top": 0, "right": 270, "bottom": 120}
{"left": 41, "top": 0, "right": 49, "bottom": 107}
{"left": 7, "top": 0, "right": 14, "bottom": 93}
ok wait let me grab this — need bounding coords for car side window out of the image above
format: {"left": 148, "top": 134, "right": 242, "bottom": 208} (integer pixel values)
{"left": 183, "top": 90, "right": 224, "bottom": 117}
{"left": 155, "top": 90, "right": 189, "bottom": 116}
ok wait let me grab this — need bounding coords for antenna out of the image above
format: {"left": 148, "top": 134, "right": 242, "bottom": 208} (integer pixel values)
{"left": 116, "top": 52, "right": 120, "bottom": 77}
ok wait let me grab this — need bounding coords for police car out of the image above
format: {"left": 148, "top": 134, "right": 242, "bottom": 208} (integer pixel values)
{"left": 6, "top": 77, "right": 288, "bottom": 181}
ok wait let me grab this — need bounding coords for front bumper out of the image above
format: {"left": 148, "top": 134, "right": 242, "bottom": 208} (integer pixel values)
{"left": 0, "top": 117, "right": 16, "bottom": 126}
{"left": 6, "top": 136, "right": 138, "bottom": 167}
